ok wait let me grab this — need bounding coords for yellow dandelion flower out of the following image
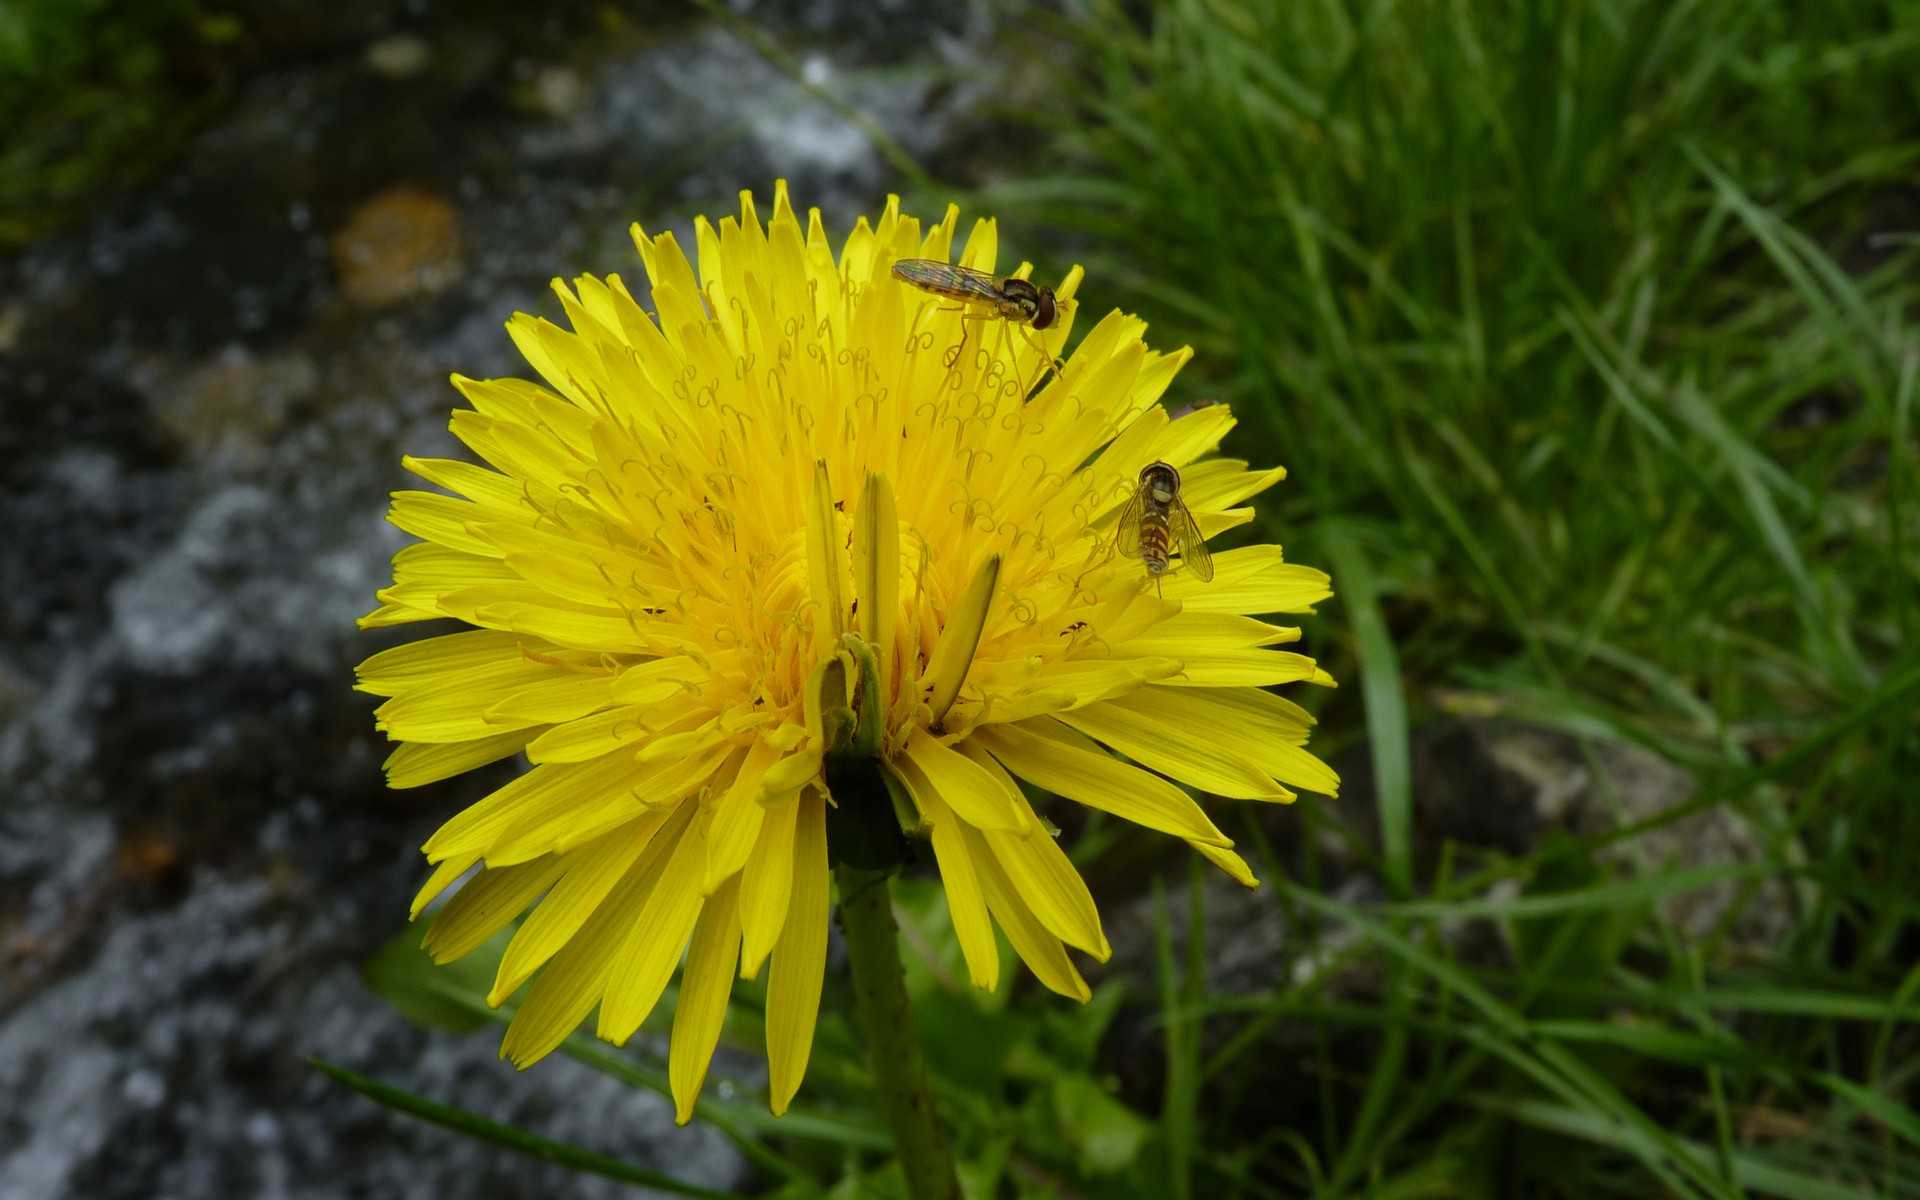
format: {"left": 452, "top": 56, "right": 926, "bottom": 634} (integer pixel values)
{"left": 356, "top": 183, "right": 1338, "bottom": 1123}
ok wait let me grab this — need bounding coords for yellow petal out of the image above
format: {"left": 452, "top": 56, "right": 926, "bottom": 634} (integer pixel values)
{"left": 901, "top": 727, "right": 1026, "bottom": 832}
{"left": 386, "top": 490, "right": 504, "bottom": 558}
{"left": 635, "top": 715, "right": 732, "bottom": 763}
{"left": 423, "top": 855, "right": 569, "bottom": 963}
{"left": 911, "top": 780, "right": 999, "bottom": 990}
{"left": 1039, "top": 344, "right": 1149, "bottom": 491}
{"left": 958, "top": 214, "right": 996, "bottom": 272}
{"left": 427, "top": 583, "right": 625, "bottom": 630}
{"left": 506, "top": 314, "right": 618, "bottom": 416}
{"left": 763, "top": 722, "right": 808, "bottom": 753}
{"left": 485, "top": 672, "right": 618, "bottom": 724}
{"left": 381, "top": 546, "right": 517, "bottom": 605}
{"left": 966, "top": 821, "right": 1090, "bottom": 1002}
{"left": 356, "top": 630, "right": 529, "bottom": 696}
{"left": 959, "top": 744, "right": 1109, "bottom": 959}
{"left": 805, "top": 459, "right": 848, "bottom": 657}
{"left": 985, "top": 657, "right": 1182, "bottom": 723}
{"left": 384, "top": 729, "right": 537, "bottom": 789}
{"left": 469, "top": 604, "right": 694, "bottom": 657}
{"left": 1057, "top": 692, "right": 1287, "bottom": 801}
{"left": 670, "top": 877, "right": 741, "bottom": 1125}
{"left": 973, "top": 718, "right": 1229, "bottom": 845}
{"left": 607, "top": 655, "right": 716, "bottom": 704}
{"left": 1160, "top": 546, "right": 1333, "bottom": 615}
{"left": 402, "top": 454, "right": 531, "bottom": 510}
{"left": 468, "top": 525, "right": 645, "bottom": 610}
{"left": 374, "top": 656, "right": 567, "bottom": 743}
{"left": 409, "top": 853, "right": 479, "bottom": 919}
{"left": 488, "top": 806, "right": 674, "bottom": 1005}
{"left": 1090, "top": 584, "right": 1183, "bottom": 645}
{"left": 1115, "top": 611, "right": 1301, "bottom": 652}
{"left": 737, "top": 793, "right": 799, "bottom": 977}
{"left": 524, "top": 704, "right": 691, "bottom": 764}
{"left": 1193, "top": 840, "right": 1259, "bottom": 888}
{"left": 499, "top": 809, "right": 687, "bottom": 1067}
{"left": 421, "top": 752, "right": 640, "bottom": 863}
{"left": 925, "top": 552, "right": 1001, "bottom": 726}
{"left": 599, "top": 810, "right": 709, "bottom": 1044}
{"left": 1154, "top": 647, "right": 1334, "bottom": 689}
{"left": 706, "top": 741, "right": 779, "bottom": 892}
{"left": 767, "top": 790, "right": 829, "bottom": 1114}
{"left": 357, "top": 600, "right": 438, "bottom": 628}
{"left": 1144, "top": 686, "right": 1340, "bottom": 797}
{"left": 444, "top": 411, "right": 582, "bottom": 501}
{"left": 486, "top": 745, "right": 724, "bottom": 867}
{"left": 1175, "top": 458, "right": 1288, "bottom": 513}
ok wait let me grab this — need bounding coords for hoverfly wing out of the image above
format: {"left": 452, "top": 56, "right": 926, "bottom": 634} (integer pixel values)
{"left": 891, "top": 259, "right": 1005, "bottom": 305}
{"left": 1169, "top": 497, "right": 1214, "bottom": 582}
{"left": 1115, "top": 485, "right": 1149, "bottom": 560}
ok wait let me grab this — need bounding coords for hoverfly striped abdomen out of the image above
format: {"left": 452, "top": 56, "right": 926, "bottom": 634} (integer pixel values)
{"left": 1117, "top": 460, "right": 1213, "bottom": 585}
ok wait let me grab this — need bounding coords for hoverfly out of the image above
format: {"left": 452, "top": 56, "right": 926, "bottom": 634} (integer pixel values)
{"left": 891, "top": 259, "right": 1059, "bottom": 330}
{"left": 891, "top": 258, "right": 1064, "bottom": 393}
{"left": 1118, "top": 460, "right": 1213, "bottom": 585}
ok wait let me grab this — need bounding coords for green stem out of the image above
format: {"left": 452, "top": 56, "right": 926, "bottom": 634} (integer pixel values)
{"left": 835, "top": 859, "right": 961, "bottom": 1200}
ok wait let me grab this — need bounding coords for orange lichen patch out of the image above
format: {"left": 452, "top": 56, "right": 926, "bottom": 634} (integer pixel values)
{"left": 331, "top": 186, "right": 464, "bottom": 307}
{"left": 115, "top": 829, "right": 182, "bottom": 886}
{"left": 149, "top": 349, "right": 317, "bottom": 467}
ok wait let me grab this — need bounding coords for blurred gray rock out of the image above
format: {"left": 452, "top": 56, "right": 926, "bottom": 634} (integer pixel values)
{"left": 0, "top": 1, "right": 1012, "bottom": 1196}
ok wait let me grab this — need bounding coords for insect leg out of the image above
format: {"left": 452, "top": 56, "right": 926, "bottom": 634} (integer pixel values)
{"left": 1017, "top": 324, "right": 1067, "bottom": 397}
{"left": 937, "top": 312, "right": 973, "bottom": 390}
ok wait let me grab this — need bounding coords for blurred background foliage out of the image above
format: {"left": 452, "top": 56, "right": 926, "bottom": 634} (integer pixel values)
{"left": 0, "top": 0, "right": 232, "bottom": 244}
{"left": 977, "top": 3, "right": 1920, "bottom": 1195}
{"left": 10, "top": 0, "right": 1917, "bottom": 1196}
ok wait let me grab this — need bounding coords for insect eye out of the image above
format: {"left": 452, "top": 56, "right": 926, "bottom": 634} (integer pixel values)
{"left": 1032, "top": 291, "right": 1056, "bottom": 330}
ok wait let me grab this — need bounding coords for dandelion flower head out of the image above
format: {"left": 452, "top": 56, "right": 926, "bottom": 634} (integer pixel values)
{"left": 356, "top": 184, "right": 1338, "bottom": 1121}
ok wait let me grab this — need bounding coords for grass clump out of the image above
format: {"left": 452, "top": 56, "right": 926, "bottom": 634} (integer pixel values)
{"left": 977, "top": 0, "right": 1920, "bottom": 1195}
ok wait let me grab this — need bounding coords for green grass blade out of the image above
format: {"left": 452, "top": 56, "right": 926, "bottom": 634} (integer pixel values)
{"left": 310, "top": 1058, "right": 743, "bottom": 1199}
{"left": 1890, "top": 350, "right": 1917, "bottom": 647}
{"left": 1155, "top": 873, "right": 1198, "bottom": 1200}
{"left": 1469, "top": 1093, "right": 1882, "bottom": 1200}
{"left": 1816, "top": 1073, "right": 1920, "bottom": 1153}
{"left": 1280, "top": 881, "right": 1745, "bottom": 1200}
{"left": 1379, "top": 862, "right": 1783, "bottom": 920}
{"left": 1321, "top": 523, "right": 1412, "bottom": 898}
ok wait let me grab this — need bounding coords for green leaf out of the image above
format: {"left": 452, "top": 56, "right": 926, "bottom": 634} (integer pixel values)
{"left": 362, "top": 925, "right": 506, "bottom": 1036}
{"left": 1042, "top": 979, "right": 1127, "bottom": 1071}
{"left": 1051, "top": 1073, "right": 1151, "bottom": 1175}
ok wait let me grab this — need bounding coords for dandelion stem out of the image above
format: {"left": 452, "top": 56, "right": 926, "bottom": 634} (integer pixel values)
{"left": 835, "top": 855, "right": 960, "bottom": 1200}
